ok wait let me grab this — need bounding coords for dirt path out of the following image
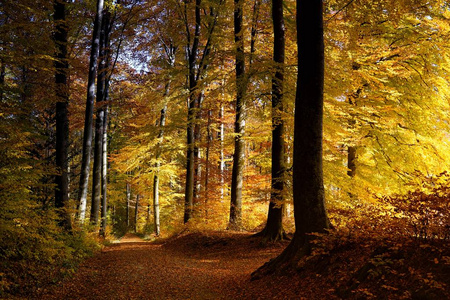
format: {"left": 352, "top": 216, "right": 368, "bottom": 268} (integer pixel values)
{"left": 40, "top": 232, "right": 291, "bottom": 300}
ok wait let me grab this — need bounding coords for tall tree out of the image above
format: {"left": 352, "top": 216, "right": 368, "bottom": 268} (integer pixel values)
{"left": 153, "top": 42, "right": 176, "bottom": 236}
{"left": 182, "top": 0, "right": 222, "bottom": 223}
{"left": 53, "top": 0, "right": 72, "bottom": 231}
{"left": 100, "top": 9, "right": 113, "bottom": 235}
{"left": 229, "top": 0, "right": 246, "bottom": 230}
{"left": 183, "top": 0, "right": 202, "bottom": 223}
{"left": 253, "top": 0, "right": 330, "bottom": 277}
{"left": 91, "top": 8, "right": 112, "bottom": 226}
{"left": 134, "top": 194, "right": 140, "bottom": 232}
{"left": 256, "top": 0, "right": 286, "bottom": 241}
{"left": 78, "top": 0, "right": 104, "bottom": 222}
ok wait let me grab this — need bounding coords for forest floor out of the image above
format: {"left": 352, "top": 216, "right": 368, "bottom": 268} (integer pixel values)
{"left": 37, "top": 231, "right": 450, "bottom": 300}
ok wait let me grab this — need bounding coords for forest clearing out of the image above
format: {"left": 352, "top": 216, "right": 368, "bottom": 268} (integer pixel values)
{"left": 2, "top": 0, "right": 450, "bottom": 299}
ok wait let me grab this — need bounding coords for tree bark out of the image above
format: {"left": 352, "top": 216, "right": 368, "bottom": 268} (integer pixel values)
{"left": 91, "top": 8, "right": 110, "bottom": 226}
{"left": 126, "top": 182, "right": 131, "bottom": 228}
{"left": 153, "top": 43, "right": 175, "bottom": 235}
{"left": 153, "top": 104, "right": 166, "bottom": 236}
{"left": 252, "top": 0, "right": 330, "bottom": 279}
{"left": 347, "top": 88, "right": 360, "bottom": 199}
{"left": 100, "top": 104, "right": 108, "bottom": 236}
{"left": 257, "top": 0, "right": 286, "bottom": 242}
{"left": 229, "top": 0, "right": 246, "bottom": 230}
{"left": 219, "top": 105, "right": 225, "bottom": 200}
{"left": 53, "top": 0, "right": 72, "bottom": 231}
{"left": 183, "top": 0, "right": 201, "bottom": 224}
{"left": 183, "top": 0, "right": 222, "bottom": 223}
{"left": 204, "top": 109, "right": 213, "bottom": 220}
{"left": 78, "top": 0, "right": 104, "bottom": 222}
{"left": 134, "top": 194, "right": 140, "bottom": 232}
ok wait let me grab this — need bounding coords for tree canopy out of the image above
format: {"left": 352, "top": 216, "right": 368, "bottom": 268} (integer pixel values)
{"left": 1, "top": 0, "right": 450, "bottom": 297}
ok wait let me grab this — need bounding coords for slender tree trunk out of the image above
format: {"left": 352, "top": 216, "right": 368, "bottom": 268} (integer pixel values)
{"left": 204, "top": 110, "right": 212, "bottom": 220}
{"left": 257, "top": 0, "right": 286, "bottom": 242}
{"left": 184, "top": 0, "right": 201, "bottom": 224}
{"left": 78, "top": 0, "right": 104, "bottom": 222}
{"left": 219, "top": 105, "right": 225, "bottom": 200}
{"left": 153, "top": 173, "right": 160, "bottom": 235}
{"left": 193, "top": 93, "right": 204, "bottom": 208}
{"left": 126, "top": 182, "right": 131, "bottom": 228}
{"left": 100, "top": 105, "right": 108, "bottom": 235}
{"left": 91, "top": 8, "right": 110, "bottom": 226}
{"left": 252, "top": 0, "right": 330, "bottom": 278}
{"left": 53, "top": 0, "right": 72, "bottom": 231}
{"left": 0, "top": 60, "right": 5, "bottom": 102}
{"left": 153, "top": 103, "right": 166, "bottom": 236}
{"left": 153, "top": 43, "right": 175, "bottom": 234}
{"left": 229, "top": 0, "right": 246, "bottom": 230}
{"left": 347, "top": 88, "right": 360, "bottom": 199}
{"left": 101, "top": 10, "right": 112, "bottom": 236}
{"left": 134, "top": 194, "right": 140, "bottom": 232}
{"left": 249, "top": 0, "right": 260, "bottom": 65}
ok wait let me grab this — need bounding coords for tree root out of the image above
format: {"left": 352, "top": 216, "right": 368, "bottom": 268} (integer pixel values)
{"left": 251, "top": 235, "right": 309, "bottom": 280}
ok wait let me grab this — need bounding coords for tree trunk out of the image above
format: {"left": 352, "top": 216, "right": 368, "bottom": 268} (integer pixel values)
{"left": 257, "top": 0, "right": 286, "bottom": 242}
{"left": 53, "top": 0, "right": 72, "bottom": 231}
{"left": 204, "top": 110, "right": 212, "bottom": 220}
{"left": 347, "top": 88, "right": 360, "bottom": 197}
{"left": 219, "top": 105, "right": 225, "bottom": 200}
{"left": 91, "top": 8, "right": 110, "bottom": 226}
{"left": 100, "top": 104, "right": 108, "bottom": 236}
{"left": 134, "top": 194, "right": 140, "bottom": 232}
{"left": 126, "top": 182, "right": 131, "bottom": 228}
{"left": 153, "top": 104, "right": 166, "bottom": 236}
{"left": 193, "top": 93, "right": 204, "bottom": 209}
{"left": 78, "top": 0, "right": 104, "bottom": 222}
{"left": 153, "top": 42, "right": 175, "bottom": 234}
{"left": 101, "top": 10, "right": 112, "bottom": 236}
{"left": 0, "top": 59, "right": 5, "bottom": 102}
{"left": 229, "top": 0, "right": 246, "bottom": 230}
{"left": 252, "top": 0, "right": 330, "bottom": 279}
{"left": 249, "top": 0, "right": 261, "bottom": 65}
{"left": 183, "top": 0, "right": 202, "bottom": 224}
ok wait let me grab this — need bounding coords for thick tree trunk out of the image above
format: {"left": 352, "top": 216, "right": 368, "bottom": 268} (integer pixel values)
{"left": 53, "top": 0, "right": 72, "bottom": 231}
{"left": 229, "top": 0, "right": 246, "bottom": 230}
{"left": 252, "top": 0, "right": 330, "bottom": 278}
{"left": 78, "top": 0, "right": 104, "bottom": 222}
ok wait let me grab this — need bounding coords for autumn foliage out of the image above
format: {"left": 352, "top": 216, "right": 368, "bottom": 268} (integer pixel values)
{"left": 1, "top": 0, "right": 450, "bottom": 298}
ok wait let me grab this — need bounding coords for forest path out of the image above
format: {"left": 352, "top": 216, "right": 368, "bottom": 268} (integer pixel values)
{"left": 40, "top": 231, "right": 291, "bottom": 300}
